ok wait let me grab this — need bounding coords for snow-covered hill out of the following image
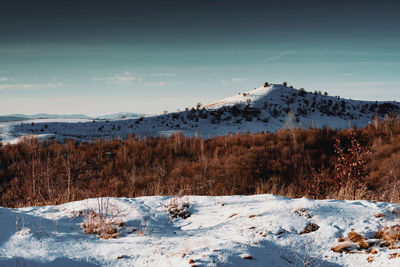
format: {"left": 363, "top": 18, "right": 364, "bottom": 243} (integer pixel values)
{"left": 1, "top": 194, "right": 400, "bottom": 266}
{"left": 1, "top": 84, "right": 400, "bottom": 143}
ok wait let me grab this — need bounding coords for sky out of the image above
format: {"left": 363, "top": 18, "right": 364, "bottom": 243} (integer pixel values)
{"left": 1, "top": 0, "right": 400, "bottom": 116}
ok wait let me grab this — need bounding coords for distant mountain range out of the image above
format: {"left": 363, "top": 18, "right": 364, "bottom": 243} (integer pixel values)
{"left": 94, "top": 112, "right": 145, "bottom": 120}
{"left": 1, "top": 83, "right": 400, "bottom": 143}
{"left": 0, "top": 112, "right": 144, "bottom": 122}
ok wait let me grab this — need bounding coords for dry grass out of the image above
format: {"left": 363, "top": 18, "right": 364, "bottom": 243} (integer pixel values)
{"left": 164, "top": 196, "right": 191, "bottom": 219}
{"left": 366, "top": 248, "right": 378, "bottom": 254}
{"left": 347, "top": 231, "right": 370, "bottom": 248}
{"left": 81, "top": 198, "right": 125, "bottom": 239}
{"left": 374, "top": 213, "right": 386, "bottom": 218}
{"left": 242, "top": 254, "right": 254, "bottom": 260}
{"left": 389, "top": 252, "right": 400, "bottom": 259}
{"left": 333, "top": 225, "right": 400, "bottom": 255}
{"left": 331, "top": 243, "right": 354, "bottom": 253}
{"left": 277, "top": 229, "right": 285, "bottom": 235}
{"left": 2, "top": 118, "right": 400, "bottom": 208}
{"left": 359, "top": 240, "right": 370, "bottom": 249}
{"left": 294, "top": 208, "right": 312, "bottom": 218}
{"left": 374, "top": 225, "right": 400, "bottom": 248}
{"left": 136, "top": 219, "right": 147, "bottom": 236}
{"left": 332, "top": 231, "right": 371, "bottom": 253}
{"left": 348, "top": 231, "right": 365, "bottom": 243}
{"left": 299, "top": 223, "right": 319, "bottom": 235}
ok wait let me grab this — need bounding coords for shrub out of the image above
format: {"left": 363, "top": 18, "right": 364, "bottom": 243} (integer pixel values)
{"left": 333, "top": 133, "right": 370, "bottom": 199}
{"left": 375, "top": 225, "right": 400, "bottom": 248}
{"left": 2, "top": 117, "right": 400, "bottom": 207}
{"left": 81, "top": 198, "right": 125, "bottom": 239}
{"left": 163, "top": 196, "right": 191, "bottom": 219}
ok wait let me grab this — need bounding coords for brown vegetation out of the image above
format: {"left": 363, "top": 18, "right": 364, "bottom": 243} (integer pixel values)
{"left": 332, "top": 226, "right": 400, "bottom": 255}
{"left": 348, "top": 231, "right": 365, "bottom": 243}
{"left": 331, "top": 243, "right": 354, "bottom": 253}
{"left": 242, "top": 254, "right": 254, "bottom": 260}
{"left": 375, "top": 225, "right": 400, "bottom": 248}
{"left": 81, "top": 198, "right": 125, "bottom": 239}
{"left": 1, "top": 117, "right": 400, "bottom": 208}
{"left": 332, "top": 231, "right": 370, "bottom": 253}
{"left": 299, "top": 223, "right": 319, "bottom": 235}
{"left": 348, "top": 231, "right": 370, "bottom": 249}
{"left": 163, "top": 196, "right": 191, "bottom": 219}
{"left": 294, "top": 208, "right": 312, "bottom": 218}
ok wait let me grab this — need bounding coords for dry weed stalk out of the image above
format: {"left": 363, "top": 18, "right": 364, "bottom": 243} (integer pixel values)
{"left": 136, "top": 218, "right": 148, "bottom": 236}
{"left": 164, "top": 196, "right": 191, "bottom": 219}
{"left": 81, "top": 197, "right": 125, "bottom": 239}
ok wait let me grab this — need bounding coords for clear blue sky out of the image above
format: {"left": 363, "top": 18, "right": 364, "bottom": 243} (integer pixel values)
{"left": 1, "top": 0, "right": 400, "bottom": 116}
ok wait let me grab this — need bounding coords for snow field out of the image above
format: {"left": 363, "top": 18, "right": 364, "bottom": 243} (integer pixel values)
{"left": 1, "top": 194, "right": 400, "bottom": 266}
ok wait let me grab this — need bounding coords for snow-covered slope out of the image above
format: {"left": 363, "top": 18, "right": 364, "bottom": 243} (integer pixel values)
{"left": 1, "top": 84, "right": 400, "bottom": 143}
{"left": 1, "top": 194, "right": 400, "bottom": 266}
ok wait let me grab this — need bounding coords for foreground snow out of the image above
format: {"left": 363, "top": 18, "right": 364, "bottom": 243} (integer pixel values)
{"left": 1, "top": 194, "right": 400, "bottom": 266}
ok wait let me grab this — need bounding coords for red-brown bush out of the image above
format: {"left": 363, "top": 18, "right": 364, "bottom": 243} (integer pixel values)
{"left": 0, "top": 118, "right": 400, "bottom": 207}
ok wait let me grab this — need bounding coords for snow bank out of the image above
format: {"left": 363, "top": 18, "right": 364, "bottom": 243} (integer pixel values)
{"left": 1, "top": 195, "right": 400, "bottom": 266}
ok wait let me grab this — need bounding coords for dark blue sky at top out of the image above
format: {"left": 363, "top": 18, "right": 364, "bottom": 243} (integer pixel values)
{"left": 2, "top": 0, "right": 399, "bottom": 45}
{"left": 1, "top": 0, "right": 400, "bottom": 115}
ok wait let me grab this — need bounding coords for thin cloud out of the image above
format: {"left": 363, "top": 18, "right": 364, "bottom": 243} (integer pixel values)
{"left": 0, "top": 77, "right": 9, "bottom": 82}
{"left": 333, "top": 51, "right": 400, "bottom": 57}
{"left": 151, "top": 73, "right": 176, "bottom": 77}
{"left": 112, "top": 76, "right": 136, "bottom": 83}
{"left": 264, "top": 50, "right": 296, "bottom": 63}
{"left": 220, "top": 80, "right": 228, "bottom": 85}
{"left": 124, "top": 72, "right": 146, "bottom": 77}
{"left": 327, "top": 82, "right": 400, "bottom": 86}
{"left": 144, "top": 82, "right": 166, "bottom": 87}
{"left": 92, "top": 74, "right": 137, "bottom": 84}
{"left": 0, "top": 82, "right": 63, "bottom": 91}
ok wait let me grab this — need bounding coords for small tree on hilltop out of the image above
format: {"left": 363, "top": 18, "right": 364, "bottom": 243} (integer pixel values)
{"left": 333, "top": 133, "right": 370, "bottom": 199}
{"left": 299, "top": 88, "right": 307, "bottom": 97}
{"left": 283, "top": 81, "right": 288, "bottom": 87}
{"left": 246, "top": 98, "right": 251, "bottom": 106}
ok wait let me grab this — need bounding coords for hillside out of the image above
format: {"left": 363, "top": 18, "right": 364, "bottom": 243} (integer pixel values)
{"left": 1, "top": 84, "right": 400, "bottom": 143}
{"left": 1, "top": 194, "right": 400, "bottom": 266}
